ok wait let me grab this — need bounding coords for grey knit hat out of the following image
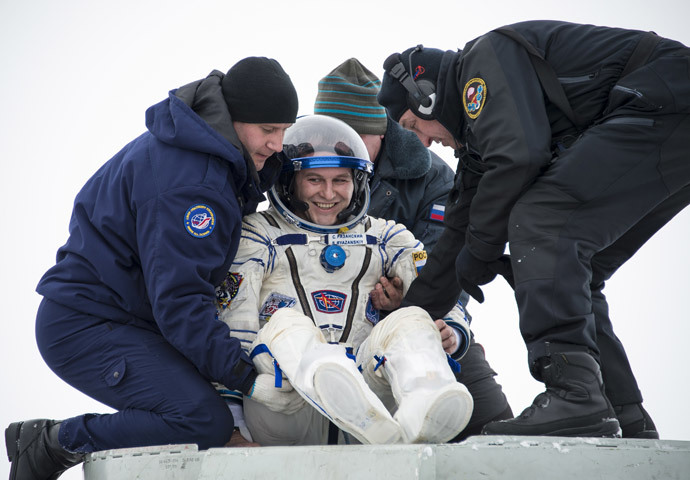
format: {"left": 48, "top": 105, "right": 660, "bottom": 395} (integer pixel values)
{"left": 314, "top": 58, "right": 388, "bottom": 135}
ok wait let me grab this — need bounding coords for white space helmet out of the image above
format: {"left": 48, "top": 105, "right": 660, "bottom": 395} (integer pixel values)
{"left": 269, "top": 115, "right": 374, "bottom": 234}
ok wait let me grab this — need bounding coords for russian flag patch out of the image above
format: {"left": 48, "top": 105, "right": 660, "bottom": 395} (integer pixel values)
{"left": 413, "top": 250, "right": 428, "bottom": 275}
{"left": 430, "top": 204, "right": 445, "bottom": 222}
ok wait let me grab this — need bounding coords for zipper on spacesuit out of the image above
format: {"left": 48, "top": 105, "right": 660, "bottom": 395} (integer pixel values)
{"left": 285, "top": 246, "right": 315, "bottom": 321}
{"left": 320, "top": 324, "right": 344, "bottom": 344}
{"left": 339, "top": 249, "right": 372, "bottom": 343}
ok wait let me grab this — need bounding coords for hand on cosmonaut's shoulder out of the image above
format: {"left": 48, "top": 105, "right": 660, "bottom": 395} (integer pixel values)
{"left": 369, "top": 276, "right": 404, "bottom": 311}
{"left": 246, "top": 373, "right": 305, "bottom": 414}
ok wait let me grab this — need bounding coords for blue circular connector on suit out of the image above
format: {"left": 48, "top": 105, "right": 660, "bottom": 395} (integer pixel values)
{"left": 320, "top": 245, "right": 346, "bottom": 273}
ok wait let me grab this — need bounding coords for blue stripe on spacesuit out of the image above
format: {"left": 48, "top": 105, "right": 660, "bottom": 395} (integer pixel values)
{"left": 233, "top": 257, "right": 266, "bottom": 268}
{"left": 274, "top": 234, "right": 308, "bottom": 245}
{"left": 239, "top": 228, "right": 279, "bottom": 272}
{"left": 389, "top": 248, "right": 406, "bottom": 269}
{"left": 229, "top": 328, "right": 258, "bottom": 336}
{"left": 376, "top": 243, "right": 389, "bottom": 277}
{"left": 382, "top": 223, "right": 397, "bottom": 240}
{"left": 250, "top": 344, "right": 285, "bottom": 388}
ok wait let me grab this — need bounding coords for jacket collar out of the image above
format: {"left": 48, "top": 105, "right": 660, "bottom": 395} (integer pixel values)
{"left": 376, "top": 118, "right": 432, "bottom": 179}
{"left": 435, "top": 49, "right": 468, "bottom": 146}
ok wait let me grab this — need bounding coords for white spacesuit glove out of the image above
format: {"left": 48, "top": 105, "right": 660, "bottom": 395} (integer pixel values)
{"left": 246, "top": 373, "right": 306, "bottom": 415}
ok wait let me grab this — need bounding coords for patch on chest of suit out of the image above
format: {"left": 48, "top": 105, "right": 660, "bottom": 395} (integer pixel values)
{"left": 260, "top": 292, "right": 297, "bottom": 321}
{"left": 365, "top": 298, "right": 380, "bottom": 326}
{"left": 311, "top": 290, "right": 347, "bottom": 314}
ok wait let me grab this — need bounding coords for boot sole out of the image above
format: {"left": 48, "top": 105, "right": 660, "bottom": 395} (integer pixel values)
{"left": 399, "top": 384, "right": 474, "bottom": 443}
{"left": 313, "top": 363, "right": 401, "bottom": 444}
{"left": 627, "top": 430, "right": 659, "bottom": 439}
{"left": 483, "top": 417, "right": 621, "bottom": 438}
{"left": 544, "top": 418, "right": 621, "bottom": 438}
{"left": 420, "top": 386, "right": 473, "bottom": 443}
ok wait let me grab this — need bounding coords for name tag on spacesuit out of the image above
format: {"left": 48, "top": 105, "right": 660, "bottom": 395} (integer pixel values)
{"left": 327, "top": 233, "right": 367, "bottom": 245}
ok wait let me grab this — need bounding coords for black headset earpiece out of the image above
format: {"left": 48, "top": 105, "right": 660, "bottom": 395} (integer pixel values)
{"left": 383, "top": 45, "right": 436, "bottom": 120}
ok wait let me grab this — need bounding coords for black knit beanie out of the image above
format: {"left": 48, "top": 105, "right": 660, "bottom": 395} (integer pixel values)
{"left": 378, "top": 46, "right": 445, "bottom": 122}
{"left": 222, "top": 57, "right": 298, "bottom": 123}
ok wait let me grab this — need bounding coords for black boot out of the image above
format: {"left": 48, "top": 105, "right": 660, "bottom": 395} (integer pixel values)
{"left": 451, "top": 404, "right": 514, "bottom": 442}
{"left": 481, "top": 352, "right": 620, "bottom": 437}
{"left": 614, "top": 403, "right": 659, "bottom": 439}
{"left": 5, "top": 419, "right": 84, "bottom": 480}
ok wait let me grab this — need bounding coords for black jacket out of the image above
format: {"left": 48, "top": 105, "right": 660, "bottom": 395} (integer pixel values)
{"left": 406, "top": 20, "right": 689, "bottom": 317}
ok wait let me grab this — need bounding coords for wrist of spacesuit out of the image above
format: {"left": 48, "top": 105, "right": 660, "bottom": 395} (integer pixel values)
{"left": 442, "top": 301, "right": 471, "bottom": 360}
{"left": 446, "top": 321, "right": 471, "bottom": 360}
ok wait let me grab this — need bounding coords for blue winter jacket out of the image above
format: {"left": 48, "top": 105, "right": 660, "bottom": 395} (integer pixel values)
{"left": 36, "top": 71, "right": 278, "bottom": 393}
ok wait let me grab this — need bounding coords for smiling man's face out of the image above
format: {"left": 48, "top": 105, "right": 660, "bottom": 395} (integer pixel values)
{"left": 293, "top": 167, "right": 354, "bottom": 226}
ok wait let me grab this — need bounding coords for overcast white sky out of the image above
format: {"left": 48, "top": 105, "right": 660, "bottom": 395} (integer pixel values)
{"left": 2, "top": 1, "right": 689, "bottom": 478}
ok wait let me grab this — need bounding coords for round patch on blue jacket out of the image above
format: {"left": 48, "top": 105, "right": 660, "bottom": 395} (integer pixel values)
{"left": 184, "top": 204, "right": 216, "bottom": 238}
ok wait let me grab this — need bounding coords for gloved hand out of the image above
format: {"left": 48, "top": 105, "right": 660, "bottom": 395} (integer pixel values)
{"left": 489, "top": 255, "right": 515, "bottom": 290}
{"left": 455, "top": 247, "right": 498, "bottom": 303}
{"left": 246, "top": 373, "right": 305, "bottom": 415}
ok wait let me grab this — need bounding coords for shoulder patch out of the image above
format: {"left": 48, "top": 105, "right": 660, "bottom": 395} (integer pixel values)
{"left": 463, "top": 78, "right": 487, "bottom": 119}
{"left": 311, "top": 290, "right": 347, "bottom": 314}
{"left": 430, "top": 204, "right": 445, "bottom": 222}
{"left": 413, "top": 250, "right": 428, "bottom": 275}
{"left": 216, "top": 272, "right": 243, "bottom": 310}
{"left": 260, "top": 292, "right": 297, "bottom": 321}
{"left": 184, "top": 204, "right": 216, "bottom": 238}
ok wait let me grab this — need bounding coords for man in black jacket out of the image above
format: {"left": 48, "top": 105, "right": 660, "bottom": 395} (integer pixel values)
{"left": 377, "top": 20, "right": 690, "bottom": 438}
{"left": 315, "top": 58, "right": 513, "bottom": 439}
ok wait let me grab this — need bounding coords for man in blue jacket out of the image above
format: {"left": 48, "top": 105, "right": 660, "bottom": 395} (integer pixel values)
{"left": 6, "top": 56, "right": 299, "bottom": 480}
{"left": 378, "top": 21, "right": 690, "bottom": 438}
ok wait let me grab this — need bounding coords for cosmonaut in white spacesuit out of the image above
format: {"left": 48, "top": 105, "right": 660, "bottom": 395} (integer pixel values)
{"left": 215, "top": 115, "right": 473, "bottom": 446}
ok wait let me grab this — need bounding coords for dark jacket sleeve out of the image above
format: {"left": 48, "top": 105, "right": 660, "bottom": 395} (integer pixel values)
{"left": 137, "top": 183, "right": 257, "bottom": 394}
{"left": 402, "top": 165, "right": 479, "bottom": 318}
{"left": 461, "top": 33, "right": 553, "bottom": 261}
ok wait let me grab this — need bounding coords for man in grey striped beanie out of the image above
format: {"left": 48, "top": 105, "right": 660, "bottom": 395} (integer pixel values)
{"left": 314, "top": 58, "right": 514, "bottom": 441}
{"left": 315, "top": 58, "right": 445, "bottom": 246}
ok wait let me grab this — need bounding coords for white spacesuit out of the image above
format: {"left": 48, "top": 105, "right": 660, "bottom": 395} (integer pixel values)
{"left": 215, "top": 115, "right": 473, "bottom": 445}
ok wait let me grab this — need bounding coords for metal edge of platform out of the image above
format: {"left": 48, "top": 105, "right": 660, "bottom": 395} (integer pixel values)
{"left": 83, "top": 436, "right": 690, "bottom": 480}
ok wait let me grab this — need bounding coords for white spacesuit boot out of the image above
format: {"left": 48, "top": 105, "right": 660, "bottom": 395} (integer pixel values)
{"left": 254, "top": 307, "right": 402, "bottom": 444}
{"left": 358, "top": 306, "right": 474, "bottom": 444}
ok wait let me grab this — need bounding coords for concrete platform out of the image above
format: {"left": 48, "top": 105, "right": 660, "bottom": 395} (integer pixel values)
{"left": 83, "top": 436, "right": 690, "bottom": 479}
